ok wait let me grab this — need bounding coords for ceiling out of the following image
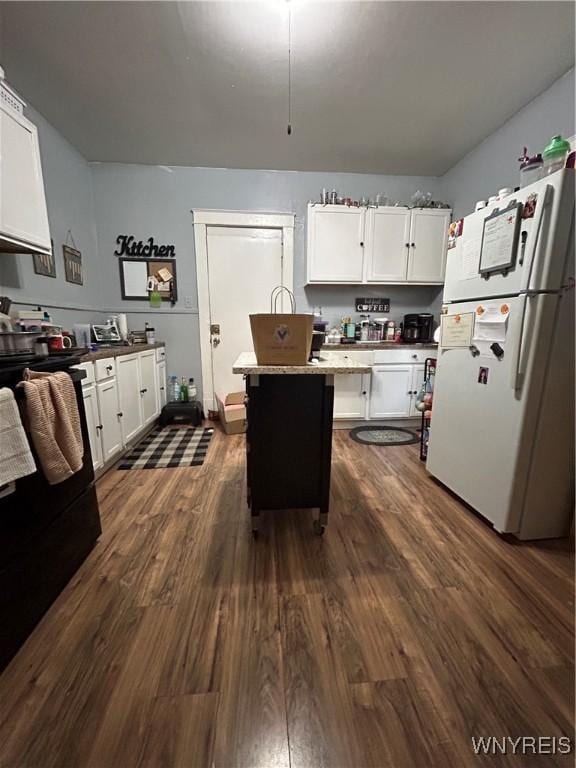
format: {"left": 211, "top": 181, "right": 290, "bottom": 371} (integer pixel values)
{"left": 0, "top": 1, "right": 574, "bottom": 175}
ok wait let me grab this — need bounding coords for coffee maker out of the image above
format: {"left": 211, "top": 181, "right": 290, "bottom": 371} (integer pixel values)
{"left": 402, "top": 313, "right": 434, "bottom": 343}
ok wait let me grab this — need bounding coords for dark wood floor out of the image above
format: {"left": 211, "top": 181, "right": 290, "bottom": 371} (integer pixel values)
{"left": 0, "top": 428, "right": 573, "bottom": 768}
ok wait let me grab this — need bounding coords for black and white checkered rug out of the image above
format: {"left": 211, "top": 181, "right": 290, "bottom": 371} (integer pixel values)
{"left": 117, "top": 426, "right": 213, "bottom": 470}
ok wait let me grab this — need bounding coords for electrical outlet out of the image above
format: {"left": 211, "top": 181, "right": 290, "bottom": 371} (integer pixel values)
{"left": 184, "top": 296, "right": 194, "bottom": 309}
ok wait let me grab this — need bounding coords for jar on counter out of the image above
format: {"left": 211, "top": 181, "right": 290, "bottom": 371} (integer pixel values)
{"left": 385, "top": 321, "right": 396, "bottom": 341}
{"left": 542, "top": 135, "right": 571, "bottom": 176}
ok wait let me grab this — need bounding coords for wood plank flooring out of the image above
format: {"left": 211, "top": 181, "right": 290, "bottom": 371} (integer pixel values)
{"left": 0, "top": 427, "right": 573, "bottom": 768}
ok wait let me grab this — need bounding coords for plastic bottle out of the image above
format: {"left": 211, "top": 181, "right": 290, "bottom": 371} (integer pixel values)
{"left": 518, "top": 147, "right": 543, "bottom": 188}
{"left": 542, "top": 135, "right": 571, "bottom": 176}
{"left": 188, "top": 378, "right": 197, "bottom": 400}
{"left": 170, "top": 375, "right": 180, "bottom": 402}
{"left": 179, "top": 377, "right": 189, "bottom": 402}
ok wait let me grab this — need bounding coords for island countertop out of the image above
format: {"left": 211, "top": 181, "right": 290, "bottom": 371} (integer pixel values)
{"left": 233, "top": 352, "right": 372, "bottom": 375}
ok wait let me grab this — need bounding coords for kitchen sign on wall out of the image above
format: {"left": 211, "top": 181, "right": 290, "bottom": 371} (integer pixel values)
{"left": 355, "top": 297, "right": 390, "bottom": 313}
{"left": 114, "top": 235, "right": 175, "bottom": 258}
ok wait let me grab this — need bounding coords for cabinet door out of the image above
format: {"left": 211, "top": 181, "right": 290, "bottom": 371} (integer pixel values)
{"left": 369, "top": 365, "right": 412, "bottom": 418}
{"left": 334, "top": 373, "right": 368, "bottom": 419}
{"left": 0, "top": 105, "right": 51, "bottom": 252}
{"left": 139, "top": 350, "right": 159, "bottom": 426}
{"left": 97, "top": 379, "right": 123, "bottom": 461}
{"left": 117, "top": 354, "right": 143, "bottom": 443}
{"left": 407, "top": 209, "right": 450, "bottom": 283}
{"left": 157, "top": 361, "right": 167, "bottom": 410}
{"left": 365, "top": 208, "right": 411, "bottom": 282}
{"left": 409, "top": 364, "right": 425, "bottom": 417}
{"left": 82, "top": 384, "right": 103, "bottom": 471}
{"left": 307, "top": 205, "right": 365, "bottom": 282}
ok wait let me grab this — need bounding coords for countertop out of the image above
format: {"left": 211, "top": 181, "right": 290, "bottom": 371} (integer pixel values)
{"left": 322, "top": 342, "right": 438, "bottom": 351}
{"left": 79, "top": 342, "right": 165, "bottom": 362}
{"left": 233, "top": 352, "right": 372, "bottom": 375}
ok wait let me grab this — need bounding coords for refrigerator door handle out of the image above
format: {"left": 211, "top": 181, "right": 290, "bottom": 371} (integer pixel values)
{"left": 509, "top": 294, "right": 528, "bottom": 391}
{"left": 521, "top": 183, "right": 553, "bottom": 293}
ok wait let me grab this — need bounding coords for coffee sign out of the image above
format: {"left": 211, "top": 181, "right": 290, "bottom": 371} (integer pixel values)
{"left": 355, "top": 297, "right": 390, "bottom": 313}
{"left": 114, "top": 235, "right": 175, "bottom": 258}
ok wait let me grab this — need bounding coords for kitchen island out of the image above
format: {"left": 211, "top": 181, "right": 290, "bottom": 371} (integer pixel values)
{"left": 233, "top": 352, "right": 371, "bottom": 535}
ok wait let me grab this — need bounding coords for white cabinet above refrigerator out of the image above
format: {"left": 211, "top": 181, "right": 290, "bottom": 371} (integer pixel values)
{"left": 0, "top": 70, "right": 51, "bottom": 256}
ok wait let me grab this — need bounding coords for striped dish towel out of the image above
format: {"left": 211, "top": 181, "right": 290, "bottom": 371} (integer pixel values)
{"left": 19, "top": 370, "right": 84, "bottom": 485}
{"left": 0, "top": 387, "right": 36, "bottom": 486}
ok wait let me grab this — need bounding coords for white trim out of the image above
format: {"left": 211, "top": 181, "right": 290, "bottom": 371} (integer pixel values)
{"left": 193, "top": 209, "right": 295, "bottom": 413}
{"left": 193, "top": 209, "right": 294, "bottom": 228}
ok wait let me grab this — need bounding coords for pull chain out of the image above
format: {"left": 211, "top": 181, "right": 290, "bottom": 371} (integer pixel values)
{"left": 287, "top": 1, "right": 292, "bottom": 136}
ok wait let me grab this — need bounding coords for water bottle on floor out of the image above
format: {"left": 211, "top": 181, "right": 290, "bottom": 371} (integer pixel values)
{"left": 169, "top": 375, "right": 180, "bottom": 402}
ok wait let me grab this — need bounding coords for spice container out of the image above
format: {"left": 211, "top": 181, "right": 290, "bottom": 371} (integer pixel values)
{"left": 542, "top": 135, "right": 571, "bottom": 176}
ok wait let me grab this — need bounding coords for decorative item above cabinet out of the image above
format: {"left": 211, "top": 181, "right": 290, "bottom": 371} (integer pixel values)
{"left": 306, "top": 203, "right": 451, "bottom": 285}
{"left": 0, "top": 66, "right": 51, "bottom": 256}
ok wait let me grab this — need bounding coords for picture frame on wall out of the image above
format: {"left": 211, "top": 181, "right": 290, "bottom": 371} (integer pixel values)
{"left": 32, "top": 239, "right": 56, "bottom": 277}
{"left": 63, "top": 245, "right": 83, "bottom": 285}
{"left": 119, "top": 257, "right": 177, "bottom": 303}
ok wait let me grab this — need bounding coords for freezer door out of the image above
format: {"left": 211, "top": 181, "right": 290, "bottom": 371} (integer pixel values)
{"left": 443, "top": 170, "right": 574, "bottom": 302}
{"left": 426, "top": 293, "right": 560, "bottom": 533}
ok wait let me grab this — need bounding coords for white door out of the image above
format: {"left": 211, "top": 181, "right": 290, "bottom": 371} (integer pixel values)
{"left": 97, "top": 379, "right": 123, "bottom": 461}
{"left": 117, "top": 354, "right": 143, "bottom": 443}
{"left": 409, "top": 364, "right": 425, "bottom": 417}
{"left": 333, "top": 374, "right": 368, "bottom": 419}
{"left": 369, "top": 365, "right": 412, "bottom": 418}
{"left": 426, "top": 293, "right": 560, "bottom": 533}
{"left": 156, "top": 361, "right": 167, "bottom": 410}
{"left": 82, "top": 384, "right": 103, "bottom": 471}
{"left": 407, "top": 209, "right": 450, "bottom": 283}
{"left": 365, "top": 208, "right": 411, "bottom": 282}
{"left": 0, "top": 105, "right": 51, "bottom": 252}
{"left": 139, "top": 350, "right": 159, "bottom": 426}
{"left": 307, "top": 205, "right": 365, "bottom": 282}
{"left": 206, "top": 225, "right": 286, "bottom": 403}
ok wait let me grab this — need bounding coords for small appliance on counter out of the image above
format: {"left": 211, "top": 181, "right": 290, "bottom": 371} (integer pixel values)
{"left": 402, "top": 313, "right": 435, "bottom": 343}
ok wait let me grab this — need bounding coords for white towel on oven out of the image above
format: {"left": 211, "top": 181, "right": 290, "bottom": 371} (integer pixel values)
{"left": 0, "top": 387, "right": 36, "bottom": 486}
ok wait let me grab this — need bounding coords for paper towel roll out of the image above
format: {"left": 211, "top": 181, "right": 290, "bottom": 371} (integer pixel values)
{"left": 117, "top": 313, "right": 128, "bottom": 340}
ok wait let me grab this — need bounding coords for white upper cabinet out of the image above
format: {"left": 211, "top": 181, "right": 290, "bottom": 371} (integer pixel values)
{"left": 0, "top": 76, "right": 51, "bottom": 255}
{"left": 365, "top": 208, "right": 411, "bottom": 283}
{"left": 307, "top": 204, "right": 450, "bottom": 285}
{"left": 307, "top": 205, "right": 365, "bottom": 283}
{"left": 406, "top": 209, "right": 450, "bottom": 283}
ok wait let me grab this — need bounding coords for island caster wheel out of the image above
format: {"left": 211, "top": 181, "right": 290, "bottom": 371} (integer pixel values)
{"left": 313, "top": 519, "right": 325, "bottom": 536}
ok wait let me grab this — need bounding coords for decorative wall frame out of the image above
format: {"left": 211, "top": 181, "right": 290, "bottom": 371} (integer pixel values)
{"left": 33, "top": 239, "right": 56, "bottom": 277}
{"left": 62, "top": 245, "right": 83, "bottom": 285}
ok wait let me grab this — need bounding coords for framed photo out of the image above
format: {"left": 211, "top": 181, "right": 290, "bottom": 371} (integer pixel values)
{"left": 32, "top": 240, "right": 56, "bottom": 277}
{"left": 479, "top": 202, "right": 522, "bottom": 276}
{"left": 119, "top": 258, "right": 177, "bottom": 303}
{"left": 63, "top": 245, "right": 83, "bottom": 285}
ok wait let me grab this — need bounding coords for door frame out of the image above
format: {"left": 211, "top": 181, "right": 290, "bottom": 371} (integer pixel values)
{"left": 193, "top": 209, "right": 295, "bottom": 412}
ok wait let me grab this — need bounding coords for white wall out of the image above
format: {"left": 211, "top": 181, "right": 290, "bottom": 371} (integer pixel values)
{"left": 440, "top": 69, "right": 575, "bottom": 219}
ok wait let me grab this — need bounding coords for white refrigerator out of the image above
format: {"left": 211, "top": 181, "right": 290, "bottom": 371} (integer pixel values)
{"left": 427, "top": 170, "right": 574, "bottom": 539}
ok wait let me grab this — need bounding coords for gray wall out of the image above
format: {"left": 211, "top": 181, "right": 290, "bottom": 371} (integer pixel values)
{"left": 91, "top": 164, "right": 443, "bottom": 392}
{"left": 440, "top": 69, "right": 575, "bottom": 219}
{"left": 0, "top": 105, "right": 105, "bottom": 327}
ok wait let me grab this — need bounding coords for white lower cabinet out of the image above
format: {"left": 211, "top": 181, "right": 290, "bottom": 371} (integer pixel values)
{"left": 82, "top": 383, "right": 103, "bottom": 471}
{"left": 370, "top": 365, "right": 413, "bottom": 418}
{"left": 139, "top": 349, "right": 159, "bottom": 426}
{"left": 117, "top": 353, "right": 143, "bottom": 443}
{"left": 97, "top": 379, "right": 123, "bottom": 461}
{"left": 333, "top": 373, "right": 369, "bottom": 419}
{"left": 409, "top": 365, "right": 425, "bottom": 417}
{"left": 157, "top": 360, "right": 167, "bottom": 411}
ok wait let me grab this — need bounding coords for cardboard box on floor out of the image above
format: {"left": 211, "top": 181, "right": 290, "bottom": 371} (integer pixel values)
{"left": 216, "top": 392, "right": 246, "bottom": 435}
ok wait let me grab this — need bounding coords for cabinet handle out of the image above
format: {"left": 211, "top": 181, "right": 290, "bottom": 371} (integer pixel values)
{"left": 411, "top": 242, "right": 415, "bottom": 247}
{"left": 117, "top": 412, "right": 123, "bottom": 418}
{"left": 106, "top": 365, "right": 113, "bottom": 372}
{"left": 140, "top": 388, "right": 148, "bottom": 395}
{"left": 96, "top": 424, "right": 103, "bottom": 431}
{"left": 360, "top": 241, "right": 364, "bottom": 247}
{"left": 362, "top": 390, "right": 367, "bottom": 395}
{"left": 412, "top": 354, "right": 418, "bottom": 359}
{"left": 160, "top": 386, "right": 165, "bottom": 391}
{"left": 405, "top": 242, "right": 410, "bottom": 248}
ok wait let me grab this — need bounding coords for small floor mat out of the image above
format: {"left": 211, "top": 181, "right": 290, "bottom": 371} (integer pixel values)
{"left": 118, "top": 426, "right": 213, "bottom": 469}
{"left": 349, "top": 426, "right": 419, "bottom": 446}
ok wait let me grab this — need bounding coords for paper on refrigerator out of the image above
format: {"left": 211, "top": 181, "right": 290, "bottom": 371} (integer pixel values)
{"left": 461, "top": 238, "right": 481, "bottom": 280}
{"left": 473, "top": 303, "right": 510, "bottom": 342}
